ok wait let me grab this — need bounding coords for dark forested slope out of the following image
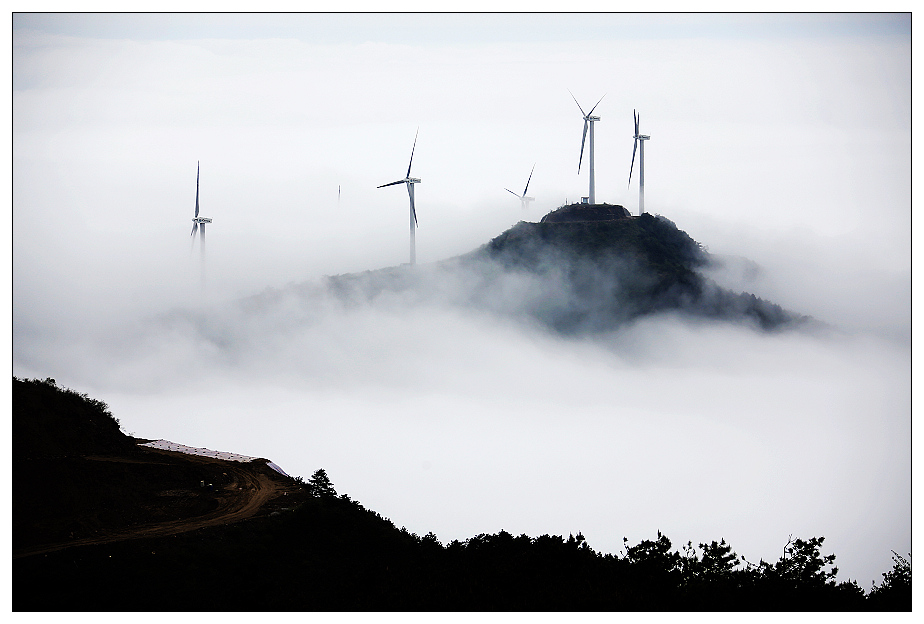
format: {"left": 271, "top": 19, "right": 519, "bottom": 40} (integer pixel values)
{"left": 14, "top": 378, "right": 909, "bottom": 611}
{"left": 13, "top": 377, "right": 305, "bottom": 553}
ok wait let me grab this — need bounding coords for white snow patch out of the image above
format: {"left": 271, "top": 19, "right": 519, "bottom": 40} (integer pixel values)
{"left": 139, "top": 439, "right": 290, "bottom": 477}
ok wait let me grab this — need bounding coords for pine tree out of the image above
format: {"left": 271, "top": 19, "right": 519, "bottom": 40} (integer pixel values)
{"left": 307, "top": 468, "right": 337, "bottom": 497}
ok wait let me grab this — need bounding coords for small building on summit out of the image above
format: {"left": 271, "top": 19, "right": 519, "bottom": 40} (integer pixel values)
{"left": 539, "top": 203, "right": 632, "bottom": 224}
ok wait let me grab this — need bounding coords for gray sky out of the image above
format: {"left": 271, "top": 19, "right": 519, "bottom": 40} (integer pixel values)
{"left": 12, "top": 13, "right": 911, "bottom": 588}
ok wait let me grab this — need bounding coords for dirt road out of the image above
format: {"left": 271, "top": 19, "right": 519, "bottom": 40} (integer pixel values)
{"left": 13, "top": 447, "right": 305, "bottom": 559}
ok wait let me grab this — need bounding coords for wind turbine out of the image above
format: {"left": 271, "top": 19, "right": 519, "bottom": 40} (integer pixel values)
{"left": 570, "top": 90, "right": 605, "bottom": 205}
{"left": 628, "top": 109, "right": 650, "bottom": 216}
{"left": 505, "top": 163, "right": 536, "bottom": 210}
{"left": 189, "top": 161, "right": 212, "bottom": 286}
{"left": 378, "top": 130, "right": 421, "bottom": 265}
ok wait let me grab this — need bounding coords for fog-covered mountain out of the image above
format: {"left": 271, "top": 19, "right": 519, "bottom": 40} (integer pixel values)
{"left": 242, "top": 206, "right": 808, "bottom": 336}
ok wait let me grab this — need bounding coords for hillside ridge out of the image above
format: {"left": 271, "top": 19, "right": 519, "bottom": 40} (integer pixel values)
{"left": 13, "top": 377, "right": 307, "bottom": 557}
{"left": 316, "top": 209, "right": 807, "bottom": 334}
{"left": 13, "top": 376, "right": 909, "bottom": 610}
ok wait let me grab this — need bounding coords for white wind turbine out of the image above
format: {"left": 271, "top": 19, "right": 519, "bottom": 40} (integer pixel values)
{"left": 570, "top": 91, "right": 605, "bottom": 205}
{"left": 378, "top": 130, "right": 421, "bottom": 265}
{"left": 189, "top": 161, "right": 212, "bottom": 287}
{"left": 628, "top": 109, "right": 650, "bottom": 216}
{"left": 505, "top": 163, "right": 536, "bottom": 210}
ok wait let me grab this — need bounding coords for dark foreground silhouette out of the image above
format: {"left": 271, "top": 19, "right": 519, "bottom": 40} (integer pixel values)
{"left": 13, "top": 378, "right": 909, "bottom": 611}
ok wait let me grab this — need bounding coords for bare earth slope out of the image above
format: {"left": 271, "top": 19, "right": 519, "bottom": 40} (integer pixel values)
{"left": 14, "top": 445, "right": 308, "bottom": 559}
{"left": 13, "top": 377, "right": 309, "bottom": 559}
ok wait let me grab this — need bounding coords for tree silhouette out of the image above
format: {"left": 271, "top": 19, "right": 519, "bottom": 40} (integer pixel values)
{"left": 13, "top": 377, "right": 910, "bottom": 611}
{"left": 698, "top": 539, "right": 740, "bottom": 579}
{"left": 307, "top": 468, "right": 337, "bottom": 498}
{"left": 769, "top": 536, "right": 838, "bottom": 588}
{"left": 868, "top": 551, "right": 911, "bottom": 610}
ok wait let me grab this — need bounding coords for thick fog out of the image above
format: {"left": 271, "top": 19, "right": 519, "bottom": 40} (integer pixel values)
{"left": 12, "top": 14, "right": 910, "bottom": 589}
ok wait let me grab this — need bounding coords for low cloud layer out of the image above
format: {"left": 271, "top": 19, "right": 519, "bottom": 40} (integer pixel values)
{"left": 13, "top": 224, "right": 910, "bottom": 589}
{"left": 12, "top": 14, "right": 909, "bottom": 591}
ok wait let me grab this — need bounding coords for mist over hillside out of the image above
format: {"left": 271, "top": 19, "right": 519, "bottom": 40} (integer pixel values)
{"left": 233, "top": 211, "right": 808, "bottom": 342}
{"left": 18, "top": 209, "right": 821, "bottom": 400}
{"left": 12, "top": 14, "right": 909, "bottom": 596}
{"left": 12, "top": 208, "right": 909, "bottom": 591}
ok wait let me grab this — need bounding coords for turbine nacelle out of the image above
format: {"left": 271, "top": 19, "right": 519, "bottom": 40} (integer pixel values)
{"left": 629, "top": 110, "right": 651, "bottom": 188}
{"left": 190, "top": 161, "right": 212, "bottom": 239}
{"left": 379, "top": 131, "right": 422, "bottom": 264}
{"left": 570, "top": 91, "right": 605, "bottom": 197}
{"left": 190, "top": 217, "right": 211, "bottom": 239}
{"left": 628, "top": 109, "right": 651, "bottom": 216}
{"left": 189, "top": 162, "right": 211, "bottom": 293}
{"left": 505, "top": 163, "right": 536, "bottom": 209}
{"left": 377, "top": 177, "right": 420, "bottom": 188}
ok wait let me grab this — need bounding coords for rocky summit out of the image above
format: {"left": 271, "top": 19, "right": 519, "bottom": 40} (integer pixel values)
{"left": 539, "top": 202, "right": 632, "bottom": 223}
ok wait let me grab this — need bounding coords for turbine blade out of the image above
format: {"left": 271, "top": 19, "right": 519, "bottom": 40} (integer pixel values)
{"left": 409, "top": 186, "right": 418, "bottom": 226}
{"left": 378, "top": 179, "right": 406, "bottom": 188}
{"left": 588, "top": 93, "right": 606, "bottom": 116}
{"left": 568, "top": 89, "right": 586, "bottom": 117}
{"left": 578, "top": 120, "right": 588, "bottom": 173}
{"left": 505, "top": 188, "right": 519, "bottom": 197}
{"left": 406, "top": 128, "right": 419, "bottom": 178}
{"left": 195, "top": 161, "right": 200, "bottom": 219}
{"left": 190, "top": 222, "right": 198, "bottom": 237}
{"left": 523, "top": 163, "right": 535, "bottom": 195}
{"left": 634, "top": 109, "right": 639, "bottom": 135}
{"left": 628, "top": 138, "right": 638, "bottom": 186}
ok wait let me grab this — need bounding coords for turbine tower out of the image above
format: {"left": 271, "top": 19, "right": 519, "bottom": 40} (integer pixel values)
{"left": 378, "top": 130, "right": 421, "bottom": 265}
{"left": 505, "top": 163, "right": 536, "bottom": 210}
{"left": 189, "top": 161, "right": 212, "bottom": 287}
{"left": 628, "top": 109, "right": 650, "bottom": 216}
{"left": 570, "top": 91, "right": 605, "bottom": 205}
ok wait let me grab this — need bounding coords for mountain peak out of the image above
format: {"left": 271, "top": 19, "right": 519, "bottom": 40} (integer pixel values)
{"left": 539, "top": 202, "right": 632, "bottom": 223}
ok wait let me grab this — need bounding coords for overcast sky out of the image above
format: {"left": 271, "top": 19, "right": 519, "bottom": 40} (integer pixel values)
{"left": 12, "top": 13, "right": 911, "bottom": 589}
